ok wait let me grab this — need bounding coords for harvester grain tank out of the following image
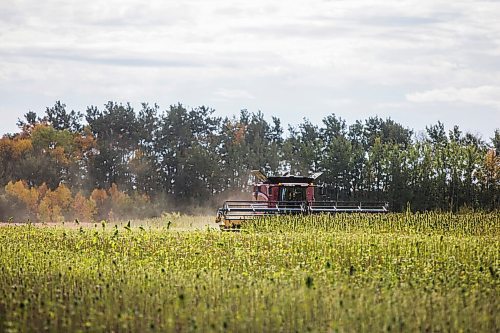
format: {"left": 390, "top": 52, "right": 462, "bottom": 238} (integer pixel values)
{"left": 216, "top": 170, "right": 388, "bottom": 229}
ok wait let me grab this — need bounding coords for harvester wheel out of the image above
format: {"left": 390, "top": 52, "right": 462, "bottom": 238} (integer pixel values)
{"left": 219, "top": 224, "right": 241, "bottom": 232}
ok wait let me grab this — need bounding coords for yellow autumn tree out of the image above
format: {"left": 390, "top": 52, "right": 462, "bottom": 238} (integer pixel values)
{"left": 0, "top": 137, "right": 33, "bottom": 160}
{"left": 73, "top": 126, "right": 96, "bottom": 159}
{"left": 5, "top": 180, "right": 40, "bottom": 219}
{"left": 477, "top": 149, "right": 499, "bottom": 187}
{"left": 108, "top": 183, "right": 133, "bottom": 220}
{"left": 476, "top": 149, "right": 500, "bottom": 208}
{"left": 90, "top": 188, "right": 110, "bottom": 220}
{"left": 0, "top": 138, "right": 33, "bottom": 186}
{"left": 0, "top": 138, "right": 33, "bottom": 159}
{"left": 72, "top": 192, "right": 96, "bottom": 222}
{"left": 37, "top": 184, "right": 73, "bottom": 222}
{"left": 37, "top": 189, "right": 61, "bottom": 222}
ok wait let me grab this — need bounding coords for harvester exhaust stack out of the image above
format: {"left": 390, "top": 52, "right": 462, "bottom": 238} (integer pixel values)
{"left": 310, "top": 171, "right": 323, "bottom": 180}
{"left": 250, "top": 170, "right": 268, "bottom": 182}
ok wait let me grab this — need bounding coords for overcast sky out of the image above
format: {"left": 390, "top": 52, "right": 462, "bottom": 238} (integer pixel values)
{"left": 1, "top": 0, "right": 499, "bottom": 140}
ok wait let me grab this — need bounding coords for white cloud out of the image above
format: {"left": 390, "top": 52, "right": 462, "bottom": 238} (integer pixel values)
{"left": 0, "top": 0, "right": 500, "bottom": 136}
{"left": 213, "top": 89, "right": 255, "bottom": 100}
{"left": 406, "top": 86, "right": 500, "bottom": 108}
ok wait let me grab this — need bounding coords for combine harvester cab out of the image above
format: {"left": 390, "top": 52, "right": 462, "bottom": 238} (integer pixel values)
{"left": 216, "top": 170, "right": 388, "bottom": 230}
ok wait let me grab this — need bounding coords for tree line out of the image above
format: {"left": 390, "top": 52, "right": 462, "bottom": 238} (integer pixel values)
{"left": 0, "top": 101, "right": 498, "bottom": 222}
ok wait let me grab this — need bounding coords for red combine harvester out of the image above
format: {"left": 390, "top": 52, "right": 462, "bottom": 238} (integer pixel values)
{"left": 216, "top": 170, "right": 388, "bottom": 230}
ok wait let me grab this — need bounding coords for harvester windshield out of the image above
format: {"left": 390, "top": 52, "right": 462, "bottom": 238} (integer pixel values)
{"left": 279, "top": 186, "right": 306, "bottom": 202}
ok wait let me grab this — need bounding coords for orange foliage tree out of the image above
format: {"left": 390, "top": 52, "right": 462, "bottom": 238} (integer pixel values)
{"left": 477, "top": 149, "right": 500, "bottom": 208}
{"left": 72, "top": 192, "right": 96, "bottom": 222}
{"left": 37, "top": 184, "right": 73, "bottom": 222}
{"left": 5, "top": 181, "right": 40, "bottom": 220}
{"left": 90, "top": 188, "right": 110, "bottom": 220}
{"left": 4, "top": 181, "right": 99, "bottom": 223}
{"left": 108, "top": 183, "right": 133, "bottom": 220}
{"left": 0, "top": 138, "right": 33, "bottom": 184}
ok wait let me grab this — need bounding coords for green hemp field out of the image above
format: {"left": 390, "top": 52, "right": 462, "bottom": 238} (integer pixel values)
{"left": 0, "top": 213, "right": 498, "bottom": 332}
